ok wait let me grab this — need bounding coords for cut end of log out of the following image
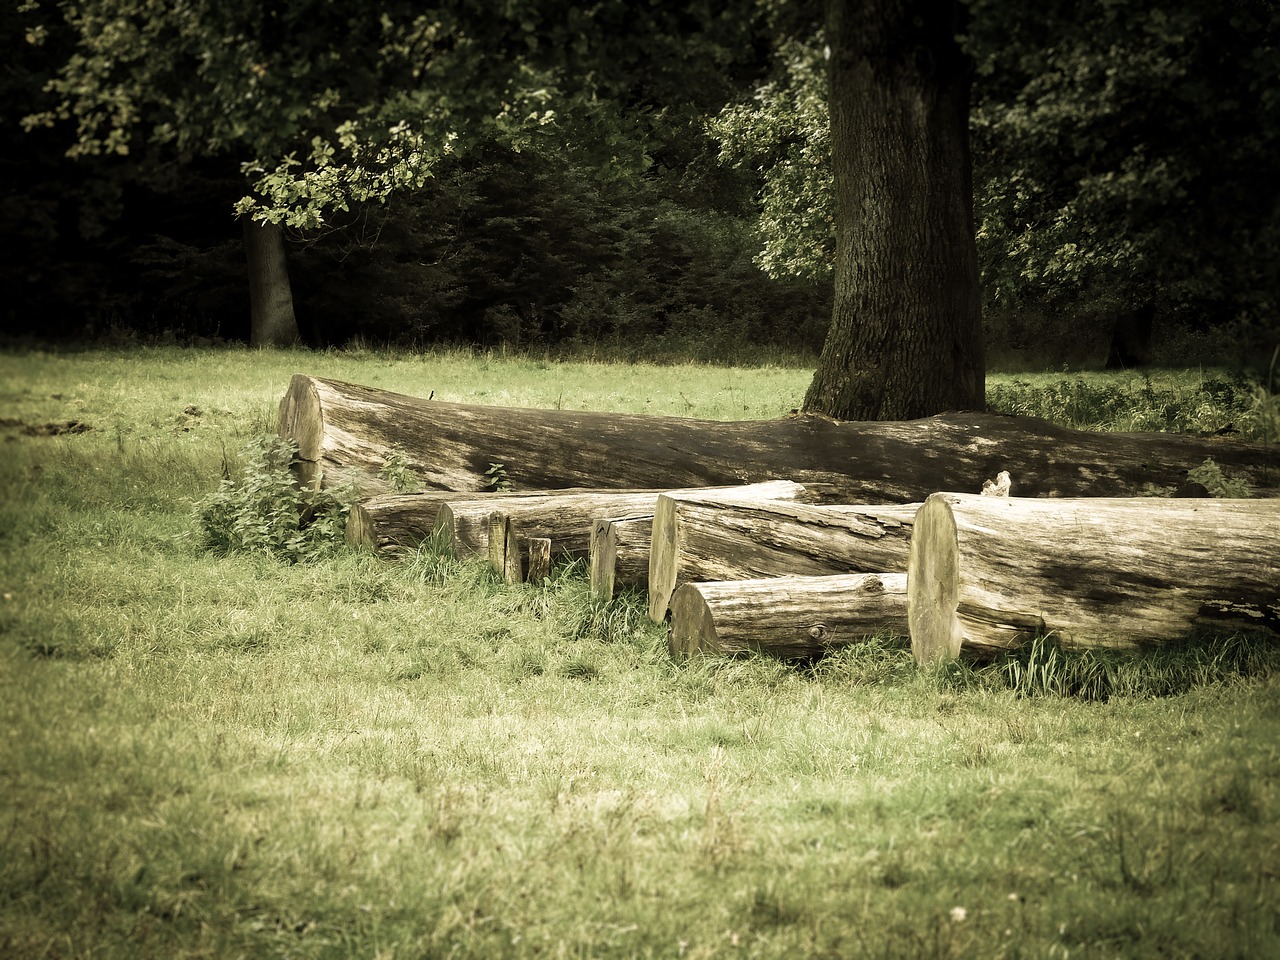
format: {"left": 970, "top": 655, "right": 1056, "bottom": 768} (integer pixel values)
{"left": 669, "top": 573, "right": 909, "bottom": 661}
{"left": 346, "top": 502, "right": 375, "bottom": 549}
{"left": 907, "top": 493, "right": 964, "bottom": 664}
{"left": 278, "top": 374, "right": 324, "bottom": 487}
{"left": 668, "top": 583, "right": 724, "bottom": 658}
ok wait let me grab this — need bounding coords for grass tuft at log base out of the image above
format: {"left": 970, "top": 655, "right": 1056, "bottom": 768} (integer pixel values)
{"left": 3, "top": 346, "right": 1279, "bottom": 959}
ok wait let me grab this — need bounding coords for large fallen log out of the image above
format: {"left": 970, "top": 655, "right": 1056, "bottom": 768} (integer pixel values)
{"left": 648, "top": 495, "right": 919, "bottom": 621}
{"left": 669, "top": 574, "right": 909, "bottom": 659}
{"left": 434, "top": 480, "right": 813, "bottom": 562}
{"left": 277, "top": 374, "right": 1276, "bottom": 499}
{"left": 906, "top": 493, "right": 1280, "bottom": 663}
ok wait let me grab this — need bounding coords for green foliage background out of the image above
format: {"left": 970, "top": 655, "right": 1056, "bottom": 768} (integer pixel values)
{"left": 6, "top": 0, "right": 1279, "bottom": 365}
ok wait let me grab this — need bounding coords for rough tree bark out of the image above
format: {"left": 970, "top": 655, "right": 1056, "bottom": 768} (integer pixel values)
{"left": 277, "top": 376, "right": 1276, "bottom": 499}
{"left": 487, "top": 514, "right": 525, "bottom": 584}
{"left": 648, "top": 494, "right": 919, "bottom": 622}
{"left": 430, "top": 481, "right": 809, "bottom": 562}
{"left": 804, "top": 0, "right": 983, "bottom": 420}
{"left": 435, "top": 490, "right": 675, "bottom": 561}
{"left": 669, "top": 574, "right": 909, "bottom": 659}
{"left": 907, "top": 493, "right": 1280, "bottom": 663}
{"left": 346, "top": 491, "right": 514, "bottom": 554}
{"left": 243, "top": 218, "right": 300, "bottom": 348}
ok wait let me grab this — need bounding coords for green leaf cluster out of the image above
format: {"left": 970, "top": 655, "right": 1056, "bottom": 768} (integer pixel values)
{"left": 378, "top": 445, "right": 422, "bottom": 494}
{"left": 969, "top": 0, "right": 1280, "bottom": 331}
{"left": 193, "top": 436, "right": 354, "bottom": 562}
{"left": 709, "top": 37, "right": 834, "bottom": 281}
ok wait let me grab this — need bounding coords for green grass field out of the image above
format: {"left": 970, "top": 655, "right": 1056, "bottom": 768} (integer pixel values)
{"left": 2, "top": 346, "right": 1277, "bottom": 959}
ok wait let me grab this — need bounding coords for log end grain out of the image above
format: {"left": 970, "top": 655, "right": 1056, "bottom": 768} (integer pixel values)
{"left": 346, "top": 501, "right": 375, "bottom": 549}
{"left": 668, "top": 583, "right": 724, "bottom": 658}
{"left": 278, "top": 374, "right": 325, "bottom": 487}
{"left": 907, "top": 493, "right": 964, "bottom": 664}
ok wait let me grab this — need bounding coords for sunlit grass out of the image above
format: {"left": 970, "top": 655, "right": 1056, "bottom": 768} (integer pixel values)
{"left": 1, "top": 345, "right": 1277, "bottom": 958}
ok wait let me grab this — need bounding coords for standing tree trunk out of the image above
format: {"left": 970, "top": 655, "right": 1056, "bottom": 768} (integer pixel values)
{"left": 243, "top": 217, "right": 300, "bottom": 348}
{"left": 804, "top": 0, "right": 984, "bottom": 420}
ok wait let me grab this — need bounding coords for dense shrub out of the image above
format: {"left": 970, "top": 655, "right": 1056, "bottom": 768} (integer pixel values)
{"left": 193, "top": 437, "right": 354, "bottom": 563}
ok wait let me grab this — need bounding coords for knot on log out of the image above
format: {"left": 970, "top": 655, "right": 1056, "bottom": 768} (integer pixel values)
{"left": 807, "top": 624, "right": 827, "bottom": 640}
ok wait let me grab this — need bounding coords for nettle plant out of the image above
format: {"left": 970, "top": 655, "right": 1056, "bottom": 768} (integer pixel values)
{"left": 379, "top": 446, "right": 423, "bottom": 494}
{"left": 194, "top": 436, "right": 355, "bottom": 562}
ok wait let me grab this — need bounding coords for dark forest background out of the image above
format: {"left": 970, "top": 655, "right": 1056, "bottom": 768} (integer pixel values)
{"left": 4, "top": 0, "right": 1277, "bottom": 370}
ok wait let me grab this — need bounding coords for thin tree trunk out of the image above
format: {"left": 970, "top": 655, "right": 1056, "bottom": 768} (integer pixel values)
{"left": 243, "top": 217, "right": 300, "bottom": 348}
{"left": 805, "top": 0, "right": 983, "bottom": 420}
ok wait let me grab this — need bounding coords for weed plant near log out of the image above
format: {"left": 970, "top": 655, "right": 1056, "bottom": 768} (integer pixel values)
{"left": 1, "top": 346, "right": 1278, "bottom": 959}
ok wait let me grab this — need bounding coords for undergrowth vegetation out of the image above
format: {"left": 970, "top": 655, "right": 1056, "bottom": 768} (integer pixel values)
{"left": 2, "top": 347, "right": 1277, "bottom": 959}
{"left": 985, "top": 369, "right": 1277, "bottom": 441}
{"left": 194, "top": 436, "right": 356, "bottom": 562}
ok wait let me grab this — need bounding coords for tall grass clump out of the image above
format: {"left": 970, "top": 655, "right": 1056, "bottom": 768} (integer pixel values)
{"left": 193, "top": 436, "right": 355, "bottom": 562}
{"left": 945, "top": 632, "right": 1280, "bottom": 701}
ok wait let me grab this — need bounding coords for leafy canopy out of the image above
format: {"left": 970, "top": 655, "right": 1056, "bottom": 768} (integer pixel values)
{"left": 710, "top": 0, "right": 1280, "bottom": 334}
{"left": 22, "top": 0, "right": 741, "bottom": 229}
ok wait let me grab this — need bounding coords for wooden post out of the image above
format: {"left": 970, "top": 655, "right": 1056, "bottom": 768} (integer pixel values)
{"left": 488, "top": 513, "right": 523, "bottom": 584}
{"left": 588, "top": 514, "right": 654, "bottom": 600}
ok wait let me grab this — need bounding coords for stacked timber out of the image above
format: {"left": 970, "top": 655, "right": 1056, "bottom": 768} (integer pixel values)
{"left": 436, "top": 480, "right": 814, "bottom": 562}
{"left": 434, "top": 488, "right": 690, "bottom": 561}
{"left": 349, "top": 480, "right": 820, "bottom": 572}
{"left": 347, "top": 490, "right": 511, "bottom": 555}
{"left": 278, "top": 376, "right": 1280, "bottom": 667}
{"left": 647, "top": 494, "right": 919, "bottom": 621}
